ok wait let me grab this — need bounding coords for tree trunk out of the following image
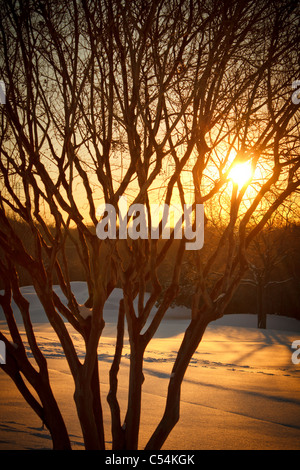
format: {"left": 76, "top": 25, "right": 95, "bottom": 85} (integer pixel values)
{"left": 107, "top": 299, "right": 126, "bottom": 450}
{"left": 145, "top": 316, "right": 209, "bottom": 450}
{"left": 38, "top": 377, "right": 72, "bottom": 450}
{"left": 124, "top": 342, "right": 145, "bottom": 450}
{"left": 1, "top": 339, "right": 71, "bottom": 450}
{"left": 91, "top": 358, "right": 106, "bottom": 448}
{"left": 74, "top": 361, "right": 105, "bottom": 450}
{"left": 257, "top": 280, "right": 266, "bottom": 329}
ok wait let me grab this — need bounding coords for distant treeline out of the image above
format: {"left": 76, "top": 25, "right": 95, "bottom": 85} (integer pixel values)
{"left": 1, "top": 218, "right": 300, "bottom": 320}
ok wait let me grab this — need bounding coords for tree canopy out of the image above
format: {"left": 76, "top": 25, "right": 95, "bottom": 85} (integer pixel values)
{"left": 0, "top": 0, "right": 299, "bottom": 450}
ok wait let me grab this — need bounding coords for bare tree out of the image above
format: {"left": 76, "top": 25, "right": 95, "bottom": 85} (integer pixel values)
{"left": 239, "top": 218, "right": 299, "bottom": 328}
{"left": 0, "top": 0, "right": 299, "bottom": 450}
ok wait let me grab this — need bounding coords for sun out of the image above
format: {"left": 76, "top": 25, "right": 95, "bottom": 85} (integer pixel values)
{"left": 228, "top": 160, "right": 253, "bottom": 188}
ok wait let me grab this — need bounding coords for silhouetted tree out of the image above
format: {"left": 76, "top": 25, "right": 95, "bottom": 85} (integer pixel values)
{"left": 0, "top": 0, "right": 299, "bottom": 450}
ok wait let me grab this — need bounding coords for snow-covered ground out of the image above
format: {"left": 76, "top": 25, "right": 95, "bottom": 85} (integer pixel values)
{"left": 0, "top": 282, "right": 300, "bottom": 450}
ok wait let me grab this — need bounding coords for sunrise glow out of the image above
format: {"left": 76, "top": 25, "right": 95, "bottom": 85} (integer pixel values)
{"left": 228, "top": 160, "right": 253, "bottom": 188}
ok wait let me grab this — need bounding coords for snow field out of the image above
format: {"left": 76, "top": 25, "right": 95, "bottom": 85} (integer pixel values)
{"left": 0, "top": 282, "right": 300, "bottom": 450}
